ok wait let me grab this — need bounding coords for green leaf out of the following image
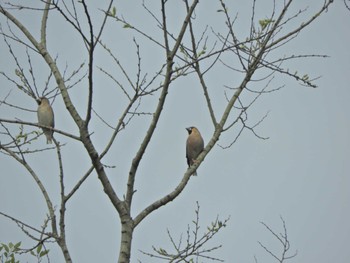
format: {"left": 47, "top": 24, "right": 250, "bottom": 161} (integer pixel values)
{"left": 14, "top": 242, "right": 21, "bottom": 249}
{"left": 3, "top": 244, "right": 9, "bottom": 253}
{"left": 39, "top": 249, "right": 49, "bottom": 257}
{"left": 111, "top": 6, "right": 116, "bottom": 17}
{"left": 36, "top": 243, "right": 42, "bottom": 254}
{"left": 159, "top": 248, "right": 167, "bottom": 255}
{"left": 123, "top": 23, "right": 132, "bottom": 29}
{"left": 259, "top": 18, "right": 275, "bottom": 30}
{"left": 197, "top": 48, "right": 206, "bottom": 57}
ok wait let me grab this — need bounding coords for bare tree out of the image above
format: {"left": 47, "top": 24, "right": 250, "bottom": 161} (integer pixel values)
{"left": 256, "top": 217, "right": 297, "bottom": 263}
{"left": 140, "top": 202, "right": 230, "bottom": 262}
{"left": 0, "top": 0, "right": 333, "bottom": 262}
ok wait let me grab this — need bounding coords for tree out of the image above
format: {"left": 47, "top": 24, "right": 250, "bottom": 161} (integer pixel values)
{"left": 0, "top": 0, "right": 334, "bottom": 262}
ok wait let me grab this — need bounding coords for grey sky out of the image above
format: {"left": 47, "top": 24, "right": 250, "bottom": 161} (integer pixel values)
{"left": 1, "top": 1, "right": 349, "bottom": 263}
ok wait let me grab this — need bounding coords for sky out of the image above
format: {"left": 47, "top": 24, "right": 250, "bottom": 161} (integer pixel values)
{"left": 0, "top": 1, "right": 350, "bottom": 263}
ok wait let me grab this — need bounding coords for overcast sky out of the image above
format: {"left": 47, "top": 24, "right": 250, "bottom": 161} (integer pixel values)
{"left": 1, "top": 1, "right": 349, "bottom": 263}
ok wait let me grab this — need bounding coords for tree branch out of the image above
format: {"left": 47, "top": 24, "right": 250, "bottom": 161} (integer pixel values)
{"left": 126, "top": 0, "right": 199, "bottom": 211}
{"left": 0, "top": 118, "right": 80, "bottom": 141}
{"left": 81, "top": 0, "right": 94, "bottom": 126}
{"left": 40, "top": 0, "right": 51, "bottom": 48}
{"left": 186, "top": 0, "right": 217, "bottom": 127}
{"left": 0, "top": 146, "right": 58, "bottom": 237}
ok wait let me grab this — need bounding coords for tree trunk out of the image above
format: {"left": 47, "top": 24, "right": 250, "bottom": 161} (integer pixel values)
{"left": 118, "top": 216, "right": 134, "bottom": 263}
{"left": 57, "top": 238, "right": 73, "bottom": 263}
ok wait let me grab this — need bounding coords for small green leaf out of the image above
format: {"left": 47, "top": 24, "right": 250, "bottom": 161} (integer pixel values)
{"left": 123, "top": 23, "right": 132, "bottom": 29}
{"left": 3, "top": 244, "right": 9, "bottom": 253}
{"left": 14, "top": 242, "right": 21, "bottom": 249}
{"left": 159, "top": 248, "right": 167, "bottom": 255}
{"left": 259, "top": 18, "right": 275, "bottom": 30}
{"left": 197, "top": 50, "right": 204, "bottom": 57}
{"left": 40, "top": 249, "right": 49, "bottom": 257}
{"left": 13, "top": 242, "right": 21, "bottom": 252}
{"left": 111, "top": 6, "right": 116, "bottom": 17}
{"left": 37, "top": 243, "right": 42, "bottom": 254}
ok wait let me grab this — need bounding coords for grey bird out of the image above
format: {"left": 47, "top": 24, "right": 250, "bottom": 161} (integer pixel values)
{"left": 37, "top": 97, "right": 55, "bottom": 144}
{"left": 186, "top": 126, "right": 204, "bottom": 176}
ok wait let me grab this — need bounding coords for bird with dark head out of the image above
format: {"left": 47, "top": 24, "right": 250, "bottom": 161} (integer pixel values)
{"left": 186, "top": 126, "right": 204, "bottom": 176}
{"left": 36, "top": 97, "right": 55, "bottom": 144}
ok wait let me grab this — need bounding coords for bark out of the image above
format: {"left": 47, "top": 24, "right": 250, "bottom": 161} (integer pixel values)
{"left": 58, "top": 238, "right": 73, "bottom": 263}
{"left": 118, "top": 215, "right": 134, "bottom": 263}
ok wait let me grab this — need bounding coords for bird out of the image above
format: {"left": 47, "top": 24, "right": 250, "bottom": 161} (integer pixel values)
{"left": 186, "top": 126, "right": 204, "bottom": 176}
{"left": 37, "top": 97, "right": 55, "bottom": 144}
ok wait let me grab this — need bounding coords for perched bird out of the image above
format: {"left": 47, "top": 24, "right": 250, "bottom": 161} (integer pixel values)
{"left": 186, "top": 126, "right": 204, "bottom": 176}
{"left": 37, "top": 97, "right": 55, "bottom": 144}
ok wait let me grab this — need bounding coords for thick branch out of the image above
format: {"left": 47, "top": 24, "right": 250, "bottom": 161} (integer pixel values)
{"left": 134, "top": 0, "right": 295, "bottom": 227}
{"left": 64, "top": 94, "right": 140, "bottom": 203}
{"left": 125, "top": 0, "right": 199, "bottom": 209}
{"left": 133, "top": 172, "right": 192, "bottom": 227}
{"left": 1, "top": 3, "right": 127, "bottom": 220}
{"left": 40, "top": 0, "right": 51, "bottom": 48}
